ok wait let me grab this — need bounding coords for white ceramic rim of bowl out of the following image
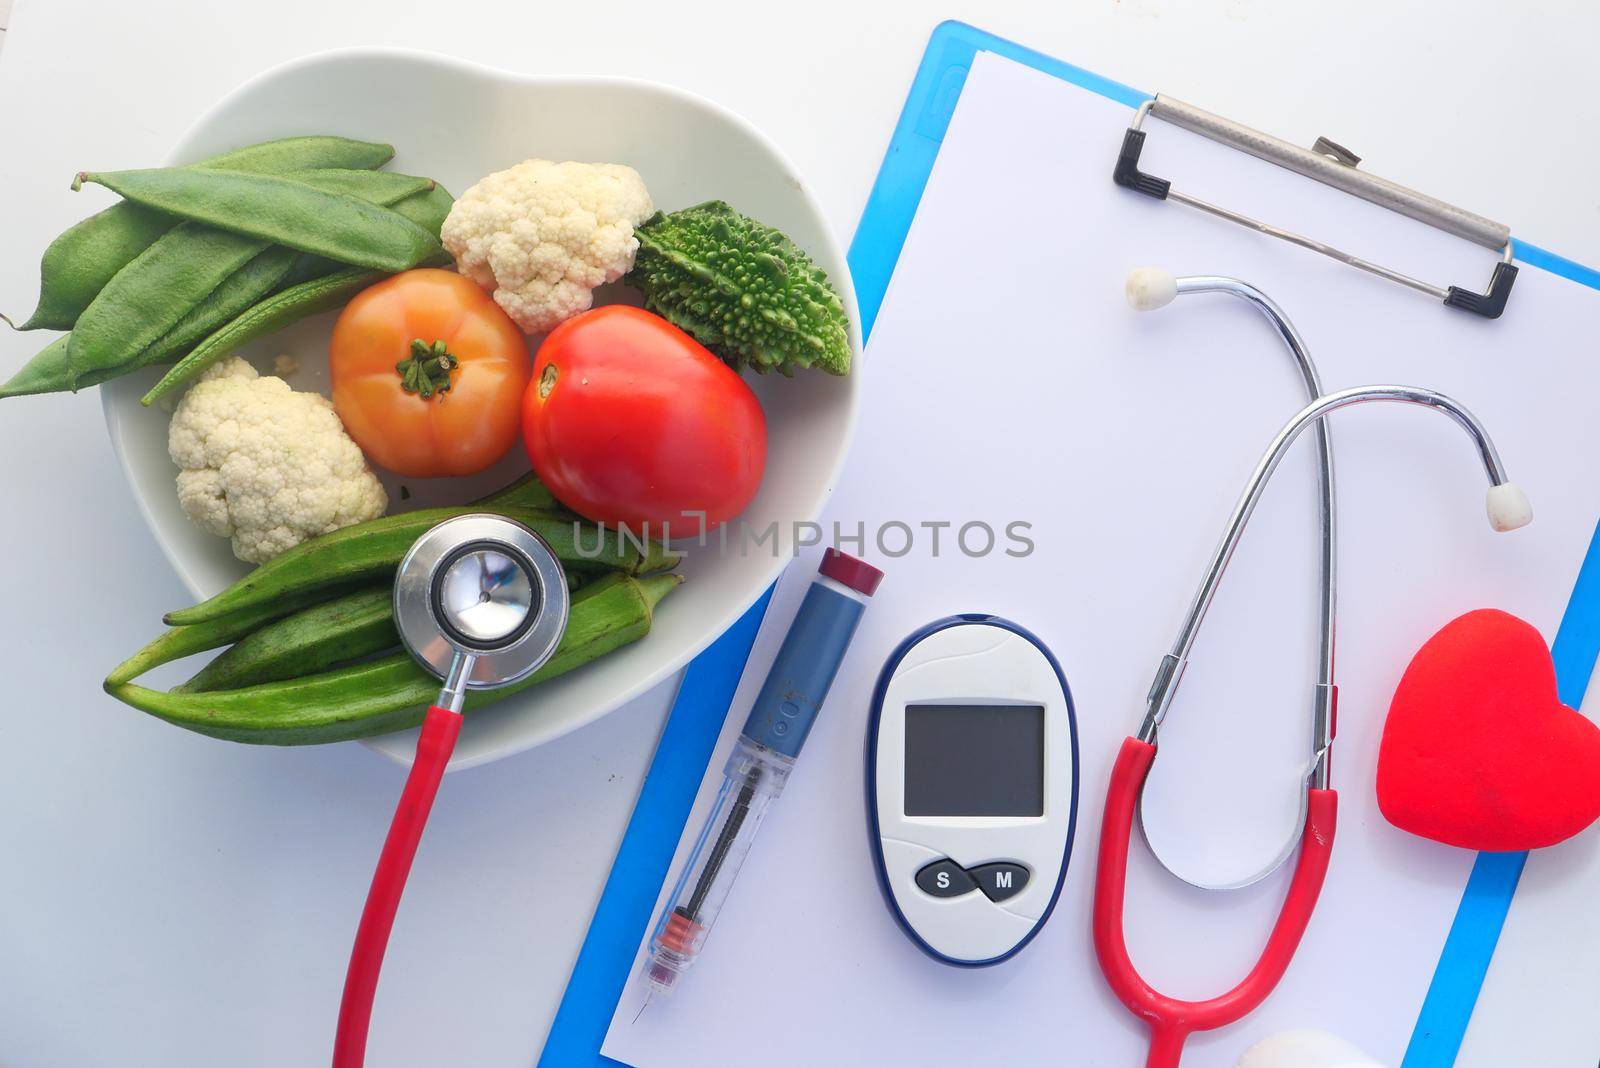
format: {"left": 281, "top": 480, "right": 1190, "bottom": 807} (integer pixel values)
{"left": 101, "top": 47, "right": 864, "bottom": 770}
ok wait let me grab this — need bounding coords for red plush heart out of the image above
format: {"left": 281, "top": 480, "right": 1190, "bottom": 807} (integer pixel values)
{"left": 1377, "top": 608, "right": 1600, "bottom": 851}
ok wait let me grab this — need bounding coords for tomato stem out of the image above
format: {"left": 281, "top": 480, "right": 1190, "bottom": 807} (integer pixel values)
{"left": 396, "top": 338, "right": 458, "bottom": 400}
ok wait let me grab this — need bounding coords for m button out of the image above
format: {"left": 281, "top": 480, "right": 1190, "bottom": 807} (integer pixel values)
{"left": 969, "top": 862, "right": 1030, "bottom": 903}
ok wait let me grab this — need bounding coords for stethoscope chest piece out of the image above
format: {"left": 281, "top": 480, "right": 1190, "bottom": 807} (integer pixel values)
{"left": 393, "top": 513, "right": 570, "bottom": 691}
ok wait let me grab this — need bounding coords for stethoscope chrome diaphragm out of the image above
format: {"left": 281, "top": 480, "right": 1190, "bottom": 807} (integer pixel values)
{"left": 393, "top": 513, "right": 570, "bottom": 698}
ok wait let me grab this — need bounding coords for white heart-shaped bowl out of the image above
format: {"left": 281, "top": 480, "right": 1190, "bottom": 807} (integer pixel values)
{"left": 102, "top": 49, "right": 862, "bottom": 769}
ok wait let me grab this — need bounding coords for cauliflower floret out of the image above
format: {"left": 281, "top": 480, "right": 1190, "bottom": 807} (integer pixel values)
{"left": 441, "top": 159, "right": 653, "bottom": 334}
{"left": 168, "top": 357, "right": 387, "bottom": 564}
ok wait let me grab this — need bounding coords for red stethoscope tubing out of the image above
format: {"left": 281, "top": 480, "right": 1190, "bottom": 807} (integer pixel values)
{"left": 332, "top": 704, "right": 462, "bottom": 1068}
{"left": 1092, "top": 737, "right": 1338, "bottom": 1068}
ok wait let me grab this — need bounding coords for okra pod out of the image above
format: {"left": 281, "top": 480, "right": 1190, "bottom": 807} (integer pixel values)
{"left": 74, "top": 167, "right": 442, "bottom": 273}
{"left": 179, "top": 564, "right": 593, "bottom": 692}
{"left": 103, "top": 581, "right": 367, "bottom": 687}
{"left": 178, "top": 585, "right": 396, "bottom": 692}
{"left": 106, "top": 474, "right": 562, "bottom": 686}
{"left": 108, "top": 573, "right": 680, "bottom": 745}
{"left": 478, "top": 470, "right": 563, "bottom": 512}
{"left": 13, "top": 136, "right": 394, "bottom": 332}
{"left": 164, "top": 506, "right": 680, "bottom": 627}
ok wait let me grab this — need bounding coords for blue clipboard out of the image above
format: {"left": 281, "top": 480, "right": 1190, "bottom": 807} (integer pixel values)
{"left": 541, "top": 20, "right": 1600, "bottom": 1067}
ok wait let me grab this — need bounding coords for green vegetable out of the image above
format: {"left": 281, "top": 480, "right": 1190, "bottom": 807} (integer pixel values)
{"left": 10, "top": 136, "right": 394, "bottom": 332}
{"left": 65, "top": 223, "right": 265, "bottom": 387}
{"left": 105, "top": 473, "right": 559, "bottom": 687}
{"left": 478, "top": 470, "right": 563, "bottom": 512}
{"left": 138, "top": 184, "right": 455, "bottom": 405}
{"left": 73, "top": 167, "right": 443, "bottom": 273}
{"left": 0, "top": 335, "right": 75, "bottom": 399}
{"left": 61, "top": 172, "right": 439, "bottom": 390}
{"left": 628, "top": 200, "right": 851, "bottom": 376}
{"left": 133, "top": 175, "right": 434, "bottom": 369}
{"left": 178, "top": 585, "right": 396, "bottom": 692}
{"left": 10, "top": 206, "right": 175, "bottom": 334}
{"left": 107, "top": 572, "right": 680, "bottom": 745}
{"left": 138, "top": 268, "right": 379, "bottom": 404}
{"left": 138, "top": 246, "right": 302, "bottom": 362}
{"left": 282, "top": 168, "right": 433, "bottom": 205}
{"left": 4, "top": 183, "right": 450, "bottom": 401}
{"left": 103, "top": 582, "right": 367, "bottom": 687}
{"left": 178, "top": 553, "right": 586, "bottom": 693}
{"left": 164, "top": 506, "right": 680, "bottom": 627}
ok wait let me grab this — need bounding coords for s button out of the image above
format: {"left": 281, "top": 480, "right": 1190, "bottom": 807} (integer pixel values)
{"left": 914, "top": 859, "right": 977, "bottom": 898}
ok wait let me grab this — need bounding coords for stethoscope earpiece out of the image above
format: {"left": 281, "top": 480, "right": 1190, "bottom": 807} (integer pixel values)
{"left": 1125, "top": 266, "right": 1178, "bottom": 311}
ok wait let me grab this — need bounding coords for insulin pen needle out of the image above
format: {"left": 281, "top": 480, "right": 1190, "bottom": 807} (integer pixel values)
{"left": 632, "top": 994, "right": 654, "bottom": 1025}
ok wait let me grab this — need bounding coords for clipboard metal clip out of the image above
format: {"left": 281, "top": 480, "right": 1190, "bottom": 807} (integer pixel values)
{"left": 1114, "top": 97, "right": 1518, "bottom": 319}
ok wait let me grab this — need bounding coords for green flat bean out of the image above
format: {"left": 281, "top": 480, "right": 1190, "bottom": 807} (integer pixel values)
{"left": 283, "top": 168, "right": 433, "bottom": 203}
{"left": 143, "top": 247, "right": 302, "bottom": 360}
{"left": 65, "top": 223, "right": 265, "bottom": 386}
{"left": 139, "top": 267, "right": 382, "bottom": 404}
{"left": 107, "top": 573, "right": 679, "bottom": 745}
{"left": 0, "top": 336, "right": 73, "bottom": 399}
{"left": 0, "top": 333, "right": 158, "bottom": 399}
{"left": 5, "top": 182, "right": 447, "bottom": 400}
{"left": 138, "top": 184, "right": 455, "bottom": 405}
{"left": 131, "top": 174, "right": 433, "bottom": 367}
{"left": 65, "top": 172, "right": 439, "bottom": 389}
{"left": 75, "top": 168, "right": 442, "bottom": 273}
{"left": 12, "top": 136, "right": 393, "bottom": 332}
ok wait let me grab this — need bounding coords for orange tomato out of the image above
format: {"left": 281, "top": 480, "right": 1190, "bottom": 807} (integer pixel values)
{"left": 330, "top": 269, "right": 530, "bottom": 478}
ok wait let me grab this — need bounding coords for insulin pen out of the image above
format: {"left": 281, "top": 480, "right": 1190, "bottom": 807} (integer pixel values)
{"left": 639, "top": 548, "right": 883, "bottom": 1008}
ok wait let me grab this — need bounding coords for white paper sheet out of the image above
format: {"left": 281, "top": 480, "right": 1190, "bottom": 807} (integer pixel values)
{"left": 601, "top": 50, "right": 1600, "bottom": 1066}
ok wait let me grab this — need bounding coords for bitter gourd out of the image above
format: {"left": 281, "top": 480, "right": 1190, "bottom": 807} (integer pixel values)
{"left": 628, "top": 201, "right": 851, "bottom": 376}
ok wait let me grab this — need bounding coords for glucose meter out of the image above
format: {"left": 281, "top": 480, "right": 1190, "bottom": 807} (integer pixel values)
{"left": 867, "top": 614, "right": 1079, "bottom": 966}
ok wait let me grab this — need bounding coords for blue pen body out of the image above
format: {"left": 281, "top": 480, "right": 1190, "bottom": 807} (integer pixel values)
{"left": 739, "top": 579, "right": 866, "bottom": 757}
{"left": 641, "top": 554, "right": 882, "bottom": 1000}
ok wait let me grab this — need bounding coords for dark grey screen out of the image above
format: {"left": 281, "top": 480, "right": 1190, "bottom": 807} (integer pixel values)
{"left": 903, "top": 704, "right": 1045, "bottom": 817}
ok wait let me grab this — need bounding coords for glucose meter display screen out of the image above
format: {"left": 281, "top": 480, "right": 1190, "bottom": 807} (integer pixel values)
{"left": 903, "top": 704, "right": 1045, "bottom": 817}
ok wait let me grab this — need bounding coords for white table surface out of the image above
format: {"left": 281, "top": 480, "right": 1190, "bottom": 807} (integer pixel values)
{"left": 1, "top": 2, "right": 1594, "bottom": 1065}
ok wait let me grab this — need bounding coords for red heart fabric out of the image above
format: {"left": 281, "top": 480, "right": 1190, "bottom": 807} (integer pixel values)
{"left": 1377, "top": 608, "right": 1600, "bottom": 852}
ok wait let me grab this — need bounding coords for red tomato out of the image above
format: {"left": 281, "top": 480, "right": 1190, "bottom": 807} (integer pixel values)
{"left": 522, "top": 306, "right": 766, "bottom": 533}
{"left": 330, "top": 269, "right": 530, "bottom": 478}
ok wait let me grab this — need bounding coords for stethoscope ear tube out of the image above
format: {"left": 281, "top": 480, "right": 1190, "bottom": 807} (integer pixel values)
{"left": 1093, "top": 737, "right": 1337, "bottom": 1068}
{"left": 1130, "top": 274, "right": 1335, "bottom": 888}
{"left": 334, "top": 704, "right": 462, "bottom": 1068}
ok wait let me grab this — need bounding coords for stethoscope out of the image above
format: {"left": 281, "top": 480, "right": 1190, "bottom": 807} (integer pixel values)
{"left": 332, "top": 514, "right": 570, "bottom": 1068}
{"left": 1093, "top": 271, "right": 1533, "bottom": 1067}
